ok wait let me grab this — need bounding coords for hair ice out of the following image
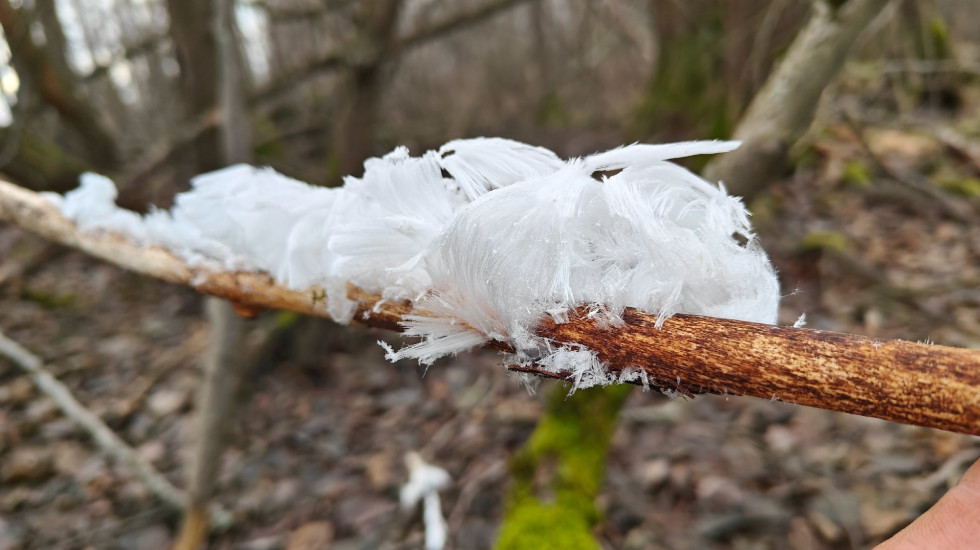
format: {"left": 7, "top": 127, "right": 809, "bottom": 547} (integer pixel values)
{"left": 55, "top": 137, "right": 779, "bottom": 389}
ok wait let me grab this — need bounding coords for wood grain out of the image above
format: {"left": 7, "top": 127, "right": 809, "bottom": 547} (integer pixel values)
{"left": 527, "top": 309, "right": 980, "bottom": 435}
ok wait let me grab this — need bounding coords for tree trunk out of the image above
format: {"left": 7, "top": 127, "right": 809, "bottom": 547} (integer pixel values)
{"left": 330, "top": 0, "right": 401, "bottom": 181}
{"left": 165, "top": 0, "right": 221, "bottom": 174}
{"left": 0, "top": 0, "right": 118, "bottom": 169}
{"left": 703, "top": 0, "right": 891, "bottom": 200}
{"left": 167, "top": 0, "right": 252, "bottom": 547}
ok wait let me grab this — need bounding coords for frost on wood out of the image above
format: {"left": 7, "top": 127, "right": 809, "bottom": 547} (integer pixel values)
{"left": 52, "top": 138, "right": 779, "bottom": 389}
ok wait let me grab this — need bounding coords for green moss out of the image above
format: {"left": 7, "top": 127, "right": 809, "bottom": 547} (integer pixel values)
{"left": 535, "top": 91, "right": 571, "bottom": 127}
{"left": 273, "top": 310, "right": 300, "bottom": 330}
{"left": 748, "top": 193, "right": 780, "bottom": 227}
{"left": 800, "top": 230, "right": 849, "bottom": 253}
{"left": 841, "top": 159, "right": 872, "bottom": 188}
{"left": 790, "top": 143, "right": 820, "bottom": 170}
{"left": 496, "top": 501, "right": 600, "bottom": 550}
{"left": 20, "top": 288, "right": 76, "bottom": 309}
{"left": 253, "top": 139, "right": 286, "bottom": 162}
{"left": 936, "top": 177, "right": 980, "bottom": 197}
{"left": 495, "top": 385, "right": 633, "bottom": 550}
{"left": 927, "top": 17, "right": 952, "bottom": 58}
{"left": 324, "top": 148, "right": 343, "bottom": 187}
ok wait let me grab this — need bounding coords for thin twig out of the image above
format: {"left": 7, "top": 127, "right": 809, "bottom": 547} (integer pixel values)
{"left": 0, "top": 330, "right": 233, "bottom": 528}
{"left": 1, "top": 179, "right": 979, "bottom": 435}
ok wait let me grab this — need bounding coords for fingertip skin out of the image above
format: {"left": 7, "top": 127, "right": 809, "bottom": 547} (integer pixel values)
{"left": 876, "top": 458, "right": 980, "bottom": 550}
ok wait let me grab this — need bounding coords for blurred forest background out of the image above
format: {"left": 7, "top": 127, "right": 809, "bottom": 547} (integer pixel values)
{"left": 0, "top": 0, "right": 979, "bottom": 549}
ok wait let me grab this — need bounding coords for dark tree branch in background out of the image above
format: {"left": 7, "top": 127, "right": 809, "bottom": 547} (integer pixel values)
{"left": 82, "top": 34, "right": 170, "bottom": 83}
{"left": 165, "top": 0, "right": 222, "bottom": 175}
{"left": 703, "top": 0, "right": 891, "bottom": 200}
{"left": 35, "top": 0, "right": 73, "bottom": 79}
{"left": 0, "top": 128, "right": 94, "bottom": 192}
{"left": 0, "top": 0, "right": 118, "bottom": 168}
{"left": 331, "top": 0, "right": 402, "bottom": 179}
{"left": 1, "top": 179, "right": 978, "bottom": 436}
{"left": 394, "top": 0, "right": 534, "bottom": 53}
{"left": 115, "top": 107, "right": 222, "bottom": 200}
{"left": 250, "top": 0, "right": 535, "bottom": 106}
{"left": 240, "top": 0, "right": 355, "bottom": 22}
{"left": 250, "top": 52, "right": 347, "bottom": 104}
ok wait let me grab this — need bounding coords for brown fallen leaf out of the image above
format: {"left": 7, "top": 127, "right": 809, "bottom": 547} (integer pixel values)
{"left": 285, "top": 521, "right": 334, "bottom": 550}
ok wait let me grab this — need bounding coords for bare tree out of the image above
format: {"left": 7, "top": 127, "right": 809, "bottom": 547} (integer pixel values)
{"left": 0, "top": 0, "right": 118, "bottom": 167}
{"left": 704, "top": 0, "right": 892, "bottom": 199}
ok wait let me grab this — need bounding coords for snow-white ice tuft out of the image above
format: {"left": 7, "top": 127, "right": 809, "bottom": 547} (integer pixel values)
{"left": 54, "top": 137, "right": 779, "bottom": 390}
{"left": 400, "top": 452, "right": 451, "bottom": 550}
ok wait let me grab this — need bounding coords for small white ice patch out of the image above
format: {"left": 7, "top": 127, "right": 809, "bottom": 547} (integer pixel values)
{"left": 57, "top": 137, "right": 780, "bottom": 388}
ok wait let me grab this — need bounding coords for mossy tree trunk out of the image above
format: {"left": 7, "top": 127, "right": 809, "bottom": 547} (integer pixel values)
{"left": 494, "top": 385, "right": 633, "bottom": 550}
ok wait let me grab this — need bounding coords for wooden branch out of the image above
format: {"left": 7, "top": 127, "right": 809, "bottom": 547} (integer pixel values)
{"left": 1, "top": 179, "right": 979, "bottom": 435}
{"left": 0, "top": 178, "right": 409, "bottom": 326}
{"left": 0, "top": 330, "right": 233, "bottom": 527}
{"left": 523, "top": 310, "right": 980, "bottom": 435}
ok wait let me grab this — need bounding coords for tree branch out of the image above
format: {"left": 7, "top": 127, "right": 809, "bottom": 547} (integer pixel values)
{"left": 0, "top": 0, "right": 118, "bottom": 168}
{"left": 249, "top": 0, "right": 534, "bottom": 105}
{"left": 393, "top": 0, "right": 534, "bottom": 54}
{"left": 0, "top": 330, "right": 233, "bottom": 528}
{"left": 82, "top": 34, "right": 169, "bottom": 83}
{"left": 1, "top": 179, "right": 978, "bottom": 435}
{"left": 703, "top": 0, "right": 891, "bottom": 199}
{"left": 249, "top": 52, "right": 347, "bottom": 104}
{"left": 240, "top": 0, "right": 356, "bottom": 22}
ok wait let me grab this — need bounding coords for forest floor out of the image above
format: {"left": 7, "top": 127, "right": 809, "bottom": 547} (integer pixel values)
{"left": 1, "top": 85, "right": 980, "bottom": 550}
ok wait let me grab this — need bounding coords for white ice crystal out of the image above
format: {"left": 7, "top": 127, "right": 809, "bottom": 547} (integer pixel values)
{"left": 54, "top": 137, "right": 779, "bottom": 389}
{"left": 401, "top": 452, "right": 451, "bottom": 550}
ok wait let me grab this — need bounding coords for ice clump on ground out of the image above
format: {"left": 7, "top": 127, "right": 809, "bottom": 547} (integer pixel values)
{"left": 55, "top": 138, "right": 779, "bottom": 389}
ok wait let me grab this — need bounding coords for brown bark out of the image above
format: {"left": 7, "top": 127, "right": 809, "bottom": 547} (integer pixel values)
{"left": 1, "top": 179, "right": 978, "bottom": 436}
{"left": 703, "top": 0, "right": 891, "bottom": 199}
{"left": 525, "top": 309, "right": 980, "bottom": 436}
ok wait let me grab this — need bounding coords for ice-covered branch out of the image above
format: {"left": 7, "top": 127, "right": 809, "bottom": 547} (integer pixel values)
{"left": 0, "top": 138, "right": 978, "bottom": 436}
{"left": 0, "top": 176, "right": 408, "bottom": 326}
